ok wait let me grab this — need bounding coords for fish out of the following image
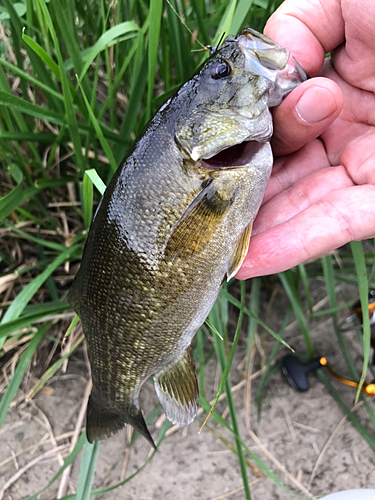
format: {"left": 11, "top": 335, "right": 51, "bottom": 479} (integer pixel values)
{"left": 68, "top": 28, "right": 307, "bottom": 449}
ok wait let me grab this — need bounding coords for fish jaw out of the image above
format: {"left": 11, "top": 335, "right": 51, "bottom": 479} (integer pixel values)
{"left": 237, "top": 27, "right": 307, "bottom": 107}
{"left": 188, "top": 108, "right": 273, "bottom": 162}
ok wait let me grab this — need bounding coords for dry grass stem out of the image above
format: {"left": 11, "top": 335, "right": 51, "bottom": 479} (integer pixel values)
{"left": 247, "top": 428, "right": 314, "bottom": 498}
{"left": 210, "top": 477, "right": 263, "bottom": 500}
{"left": 29, "top": 400, "right": 65, "bottom": 467}
{"left": 0, "top": 21, "right": 16, "bottom": 64}
{"left": 57, "top": 378, "right": 92, "bottom": 498}
{"left": 120, "top": 425, "right": 134, "bottom": 481}
{"left": 0, "top": 272, "right": 19, "bottom": 295}
{"left": 307, "top": 401, "right": 364, "bottom": 489}
{"left": 0, "top": 443, "right": 69, "bottom": 500}
{"left": 207, "top": 425, "right": 262, "bottom": 478}
{"left": 0, "top": 430, "right": 76, "bottom": 470}
{"left": 244, "top": 342, "right": 256, "bottom": 430}
{"left": 67, "top": 142, "right": 110, "bottom": 164}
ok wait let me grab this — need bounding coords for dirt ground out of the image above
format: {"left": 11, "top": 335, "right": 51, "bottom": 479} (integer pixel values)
{"left": 1, "top": 278, "right": 375, "bottom": 500}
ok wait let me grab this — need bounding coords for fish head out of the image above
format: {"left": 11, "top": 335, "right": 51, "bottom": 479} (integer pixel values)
{"left": 175, "top": 28, "right": 307, "bottom": 163}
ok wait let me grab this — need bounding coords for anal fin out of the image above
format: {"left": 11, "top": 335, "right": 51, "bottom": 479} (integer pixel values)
{"left": 154, "top": 346, "right": 199, "bottom": 426}
{"left": 227, "top": 221, "right": 253, "bottom": 281}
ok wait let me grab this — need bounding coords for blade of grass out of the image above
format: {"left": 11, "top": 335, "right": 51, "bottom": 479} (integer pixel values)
{"left": 0, "top": 301, "right": 70, "bottom": 340}
{"left": 213, "top": 0, "right": 237, "bottom": 41}
{"left": 0, "top": 131, "right": 58, "bottom": 142}
{"left": 76, "top": 441, "right": 100, "bottom": 500}
{"left": 77, "top": 80, "right": 118, "bottom": 172}
{"left": 322, "top": 255, "right": 357, "bottom": 379}
{"left": 147, "top": 0, "right": 163, "bottom": 120}
{"left": 204, "top": 319, "right": 223, "bottom": 340}
{"left": 369, "top": 239, "right": 375, "bottom": 283}
{"left": 0, "top": 56, "right": 63, "bottom": 102}
{"left": 56, "top": 420, "right": 170, "bottom": 499}
{"left": 203, "top": 281, "right": 252, "bottom": 500}
{"left": 84, "top": 169, "right": 107, "bottom": 196}
{"left": 24, "top": 432, "right": 87, "bottom": 500}
{"left": 247, "top": 277, "right": 260, "bottom": 362}
{"left": 22, "top": 32, "right": 61, "bottom": 81}
{"left": 83, "top": 171, "right": 94, "bottom": 229}
{"left": 231, "top": 0, "right": 254, "bottom": 34}
{"left": 1, "top": 245, "right": 77, "bottom": 325}
{"left": 202, "top": 283, "right": 246, "bottom": 427}
{"left": 64, "top": 315, "right": 80, "bottom": 338}
{"left": 318, "top": 370, "right": 375, "bottom": 450}
{"left": 165, "top": 0, "right": 184, "bottom": 83}
{"left": 279, "top": 270, "right": 314, "bottom": 356}
{"left": 196, "top": 328, "right": 205, "bottom": 398}
{"left": 0, "top": 90, "right": 67, "bottom": 124}
{"left": 26, "top": 332, "right": 84, "bottom": 400}
{"left": 298, "top": 263, "right": 313, "bottom": 315}
{"left": 350, "top": 241, "right": 371, "bottom": 400}
{"left": 0, "top": 179, "right": 23, "bottom": 222}
{"left": 78, "top": 21, "right": 139, "bottom": 82}
{"left": 3, "top": 222, "right": 74, "bottom": 252}
{"left": 2, "top": 0, "right": 34, "bottom": 116}
{"left": 48, "top": 0, "right": 92, "bottom": 102}
{"left": 199, "top": 396, "right": 293, "bottom": 495}
{"left": 256, "top": 308, "right": 292, "bottom": 414}
{"left": 0, "top": 323, "right": 46, "bottom": 428}
{"left": 36, "top": 0, "right": 85, "bottom": 173}
{"left": 220, "top": 288, "right": 292, "bottom": 350}
{"left": 0, "top": 54, "right": 40, "bottom": 170}
{"left": 116, "top": 47, "right": 148, "bottom": 148}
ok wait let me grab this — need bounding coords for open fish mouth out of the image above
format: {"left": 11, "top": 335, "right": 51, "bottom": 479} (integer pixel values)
{"left": 200, "top": 140, "right": 265, "bottom": 170}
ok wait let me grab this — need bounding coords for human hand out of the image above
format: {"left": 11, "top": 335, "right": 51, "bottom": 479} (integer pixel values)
{"left": 237, "top": 0, "right": 375, "bottom": 279}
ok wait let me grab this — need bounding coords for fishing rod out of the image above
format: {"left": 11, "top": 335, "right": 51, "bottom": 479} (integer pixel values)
{"left": 282, "top": 290, "right": 375, "bottom": 395}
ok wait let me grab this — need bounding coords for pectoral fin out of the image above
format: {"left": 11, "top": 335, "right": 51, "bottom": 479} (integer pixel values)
{"left": 227, "top": 221, "right": 253, "bottom": 281}
{"left": 165, "top": 182, "right": 232, "bottom": 261}
{"left": 154, "top": 346, "right": 199, "bottom": 426}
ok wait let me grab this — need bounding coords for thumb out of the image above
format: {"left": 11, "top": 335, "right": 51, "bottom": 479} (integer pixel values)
{"left": 271, "top": 76, "right": 343, "bottom": 156}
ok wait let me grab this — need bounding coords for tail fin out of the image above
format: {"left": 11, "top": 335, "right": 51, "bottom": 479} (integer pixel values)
{"left": 86, "top": 391, "right": 156, "bottom": 449}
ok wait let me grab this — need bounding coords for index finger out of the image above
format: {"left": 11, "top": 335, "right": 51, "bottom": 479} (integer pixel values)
{"left": 264, "top": 0, "right": 345, "bottom": 75}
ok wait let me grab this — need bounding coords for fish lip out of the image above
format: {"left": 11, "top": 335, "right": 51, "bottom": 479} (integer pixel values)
{"left": 237, "top": 28, "right": 279, "bottom": 50}
{"left": 199, "top": 139, "right": 266, "bottom": 170}
{"left": 236, "top": 30, "right": 307, "bottom": 87}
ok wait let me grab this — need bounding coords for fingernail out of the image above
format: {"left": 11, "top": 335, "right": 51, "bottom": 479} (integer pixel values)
{"left": 295, "top": 87, "right": 337, "bottom": 123}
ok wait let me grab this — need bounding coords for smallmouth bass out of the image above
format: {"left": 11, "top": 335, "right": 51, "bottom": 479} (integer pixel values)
{"left": 68, "top": 28, "right": 306, "bottom": 448}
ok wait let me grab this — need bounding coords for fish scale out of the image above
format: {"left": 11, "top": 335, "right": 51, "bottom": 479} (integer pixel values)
{"left": 68, "top": 28, "right": 307, "bottom": 448}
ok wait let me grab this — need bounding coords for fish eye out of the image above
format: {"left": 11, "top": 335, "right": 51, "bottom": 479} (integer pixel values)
{"left": 210, "top": 60, "right": 231, "bottom": 80}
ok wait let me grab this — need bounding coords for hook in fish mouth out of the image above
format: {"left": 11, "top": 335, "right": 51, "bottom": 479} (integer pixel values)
{"left": 200, "top": 140, "right": 265, "bottom": 170}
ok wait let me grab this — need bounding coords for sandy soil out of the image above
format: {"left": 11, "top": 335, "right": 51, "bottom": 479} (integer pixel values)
{"left": 1, "top": 279, "right": 375, "bottom": 500}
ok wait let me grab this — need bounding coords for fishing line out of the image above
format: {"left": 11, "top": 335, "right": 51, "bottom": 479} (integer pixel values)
{"left": 164, "top": 0, "right": 206, "bottom": 49}
{"left": 164, "top": 0, "right": 227, "bottom": 55}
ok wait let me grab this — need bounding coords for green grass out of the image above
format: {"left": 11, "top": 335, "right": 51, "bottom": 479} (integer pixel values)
{"left": 0, "top": 0, "right": 374, "bottom": 498}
